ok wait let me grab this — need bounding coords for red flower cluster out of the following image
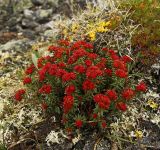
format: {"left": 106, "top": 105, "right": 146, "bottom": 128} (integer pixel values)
{"left": 23, "top": 77, "right": 32, "bottom": 84}
{"left": 113, "top": 60, "right": 126, "bottom": 70}
{"left": 101, "top": 121, "right": 107, "bottom": 128}
{"left": 94, "top": 94, "right": 110, "bottom": 109}
{"left": 86, "top": 66, "right": 102, "bottom": 79}
{"left": 74, "top": 65, "right": 86, "bottom": 73}
{"left": 106, "top": 89, "right": 117, "bottom": 101}
{"left": 92, "top": 113, "right": 98, "bottom": 119}
{"left": 115, "top": 69, "right": 128, "bottom": 78}
{"left": 63, "top": 96, "right": 74, "bottom": 114}
{"left": 14, "top": 89, "right": 25, "bottom": 101}
{"left": 82, "top": 79, "right": 95, "bottom": 91}
{"left": 17, "top": 39, "right": 147, "bottom": 132}
{"left": 104, "top": 68, "right": 112, "bottom": 76}
{"left": 65, "top": 85, "right": 75, "bottom": 95}
{"left": 85, "top": 59, "right": 92, "bottom": 67}
{"left": 121, "top": 55, "right": 132, "bottom": 63}
{"left": 122, "top": 88, "right": 134, "bottom": 100}
{"left": 39, "top": 84, "right": 52, "bottom": 94}
{"left": 116, "top": 102, "right": 127, "bottom": 111}
{"left": 136, "top": 81, "right": 147, "bottom": 92}
{"left": 75, "top": 119, "right": 83, "bottom": 128}
{"left": 62, "top": 72, "right": 76, "bottom": 82}
{"left": 25, "top": 64, "right": 35, "bottom": 75}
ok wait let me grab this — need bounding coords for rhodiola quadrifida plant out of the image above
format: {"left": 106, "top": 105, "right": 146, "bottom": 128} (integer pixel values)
{"left": 14, "top": 39, "right": 147, "bottom": 134}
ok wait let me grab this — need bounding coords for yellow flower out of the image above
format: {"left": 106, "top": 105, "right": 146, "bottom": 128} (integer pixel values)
{"left": 71, "top": 23, "right": 79, "bottom": 32}
{"left": 88, "top": 30, "right": 96, "bottom": 41}
{"left": 62, "top": 28, "right": 68, "bottom": 36}
{"left": 147, "top": 99, "right": 158, "bottom": 109}
{"left": 135, "top": 130, "right": 143, "bottom": 138}
{"left": 96, "top": 26, "right": 108, "bottom": 33}
{"left": 98, "top": 21, "right": 106, "bottom": 27}
{"left": 105, "top": 21, "right": 111, "bottom": 27}
{"left": 87, "top": 23, "right": 95, "bottom": 29}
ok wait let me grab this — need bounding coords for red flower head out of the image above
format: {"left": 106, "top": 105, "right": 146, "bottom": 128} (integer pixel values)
{"left": 65, "top": 85, "right": 75, "bottom": 95}
{"left": 39, "top": 84, "right": 52, "bottom": 94}
{"left": 58, "top": 62, "right": 66, "bottom": 68}
{"left": 108, "top": 49, "right": 116, "bottom": 55}
{"left": 73, "top": 48, "right": 87, "bottom": 58}
{"left": 62, "top": 72, "right": 76, "bottom": 82}
{"left": 38, "top": 63, "right": 51, "bottom": 81}
{"left": 92, "top": 113, "right": 98, "bottom": 119}
{"left": 23, "top": 77, "right": 32, "bottom": 84}
{"left": 115, "top": 69, "right": 128, "bottom": 78}
{"left": 116, "top": 102, "right": 127, "bottom": 111}
{"left": 48, "top": 64, "right": 58, "bottom": 76}
{"left": 86, "top": 66, "right": 102, "bottom": 79}
{"left": 14, "top": 89, "right": 25, "bottom": 101}
{"left": 121, "top": 55, "right": 132, "bottom": 63}
{"left": 96, "top": 58, "right": 107, "bottom": 69}
{"left": 74, "top": 65, "right": 86, "bottom": 73}
{"left": 58, "top": 39, "right": 70, "bottom": 46}
{"left": 83, "top": 42, "right": 93, "bottom": 49}
{"left": 102, "top": 47, "right": 108, "bottom": 52}
{"left": 113, "top": 60, "right": 127, "bottom": 70}
{"left": 87, "top": 53, "right": 98, "bottom": 59}
{"left": 67, "top": 56, "right": 77, "bottom": 64}
{"left": 101, "top": 121, "right": 107, "bottom": 128}
{"left": 122, "top": 88, "right": 135, "bottom": 100}
{"left": 75, "top": 119, "right": 83, "bottom": 128}
{"left": 85, "top": 59, "right": 92, "bottom": 67}
{"left": 104, "top": 68, "right": 112, "bottom": 76}
{"left": 106, "top": 89, "right": 117, "bottom": 101}
{"left": 111, "top": 54, "right": 120, "bottom": 60}
{"left": 82, "top": 79, "right": 95, "bottom": 91}
{"left": 136, "top": 81, "right": 147, "bottom": 92}
{"left": 56, "top": 69, "right": 67, "bottom": 78}
{"left": 63, "top": 95, "right": 74, "bottom": 113}
{"left": 38, "top": 57, "right": 45, "bottom": 68}
{"left": 94, "top": 94, "right": 110, "bottom": 109}
{"left": 25, "top": 64, "right": 35, "bottom": 75}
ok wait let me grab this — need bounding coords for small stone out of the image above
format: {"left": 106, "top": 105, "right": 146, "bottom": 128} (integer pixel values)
{"left": 35, "top": 25, "right": 45, "bottom": 33}
{"left": 0, "top": 39, "right": 31, "bottom": 52}
{"left": 22, "top": 29, "right": 36, "bottom": 40}
{"left": 23, "top": 9, "right": 35, "bottom": 20}
{"left": 7, "top": 16, "right": 22, "bottom": 27}
{"left": 22, "top": 18, "right": 39, "bottom": 28}
{"left": 13, "top": 0, "right": 33, "bottom": 13}
{"left": 36, "top": 9, "right": 53, "bottom": 23}
{"left": 44, "top": 30, "right": 54, "bottom": 38}
{"left": 46, "top": 0, "right": 58, "bottom": 7}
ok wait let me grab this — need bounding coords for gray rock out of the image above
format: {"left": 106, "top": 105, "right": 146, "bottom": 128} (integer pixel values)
{"left": 7, "top": 15, "right": 22, "bottom": 27}
{"left": 13, "top": 0, "right": 33, "bottom": 13}
{"left": 44, "top": 21, "right": 54, "bottom": 29}
{"left": 22, "top": 29, "right": 37, "bottom": 40}
{"left": 0, "top": 39, "right": 32, "bottom": 52}
{"left": 22, "top": 18, "right": 39, "bottom": 28}
{"left": 35, "top": 25, "right": 45, "bottom": 33}
{"left": 44, "top": 29, "right": 54, "bottom": 38}
{"left": 35, "top": 9, "right": 53, "bottom": 23}
{"left": 23, "top": 9, "right": 36, "bottom": 20}
{"left": 31, "top": 0, "right": 45, "bottom": 5}
{"left": 46, "top": 0, "right": 58, "bottom": 7}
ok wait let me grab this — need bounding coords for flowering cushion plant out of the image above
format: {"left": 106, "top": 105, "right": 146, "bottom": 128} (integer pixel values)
{"left": 14, "top": 39, "right": 147, "bottom": 132}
